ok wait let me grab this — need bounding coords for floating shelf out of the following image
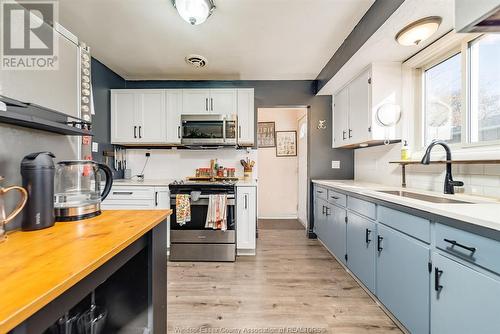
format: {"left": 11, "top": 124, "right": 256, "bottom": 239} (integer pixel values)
{"left": 0, "top": 95, "right": 92, "bottom": 136}
{"left": 390, "top": 160, "right": 500, "bottom": 165}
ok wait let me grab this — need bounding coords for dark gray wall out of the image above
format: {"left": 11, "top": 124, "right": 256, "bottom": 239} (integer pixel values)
{"left": 124, "top": 80, "right": 354, "bottom": 181}
{"left": 91, "top": 58, "right": 126, "bottom": 176}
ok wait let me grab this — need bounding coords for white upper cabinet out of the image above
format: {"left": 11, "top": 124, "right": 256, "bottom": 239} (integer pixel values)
{"left": 209, "top": 89, "right": 237, "bottom": 115}
{"left": 111, "top": 90, "right": 137, "bottom": 143}
{"left": 111, "top": 90, "right": 166, "bottom": 144}
{"left": 333, "top": 86, "right": 349, "bottom": 146}
{"left": 165, "top": 90, "right": 183, "bottom": 144}
{"left": 111, "top": 88, "right": 254, "bottom": 146}
{"left": 332, "top": 63, "right": 401, "bottom": 148}
{"left": 182, "top": 89, "right": 210, "bottom": 114}
{"left": 237, "top": 88, "right": 255, "bottom": 146}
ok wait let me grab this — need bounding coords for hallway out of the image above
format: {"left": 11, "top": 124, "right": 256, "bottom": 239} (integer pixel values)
{"left": 167, "top": 222, "right": 400, "bottom": 333}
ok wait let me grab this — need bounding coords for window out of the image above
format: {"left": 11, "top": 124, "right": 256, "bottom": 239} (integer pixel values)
{"left": 469, "top": 34, "right": 500, "bottom": 143}
{"left": 424, "top": 53, "right": 462, "bottom": 145}
{"left": 419, "top": 33, "right": 500, "bottom": 148}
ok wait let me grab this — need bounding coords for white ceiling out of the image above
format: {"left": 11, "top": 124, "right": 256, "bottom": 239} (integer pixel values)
{"left": 317, "top": 0, "right": 456, "bottom": 95}
{"left": 58, "top": 0, "right": 374, "bottom": 80}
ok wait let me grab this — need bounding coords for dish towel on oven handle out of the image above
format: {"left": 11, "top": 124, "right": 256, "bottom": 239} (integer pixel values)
{"left": 205, "top": 194, "right": 228, "bottom": 231}
{"left": 176, "top": 194, "right": 191, "bottom": 226}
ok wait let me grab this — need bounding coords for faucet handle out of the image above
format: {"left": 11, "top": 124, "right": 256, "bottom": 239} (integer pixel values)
{"left": 450, "top": 180, "right": 464, "bottom": 187}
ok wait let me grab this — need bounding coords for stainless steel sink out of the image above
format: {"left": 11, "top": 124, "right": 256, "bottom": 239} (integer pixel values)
{"left": 376, "top": 190, "right": 473, "bottom": 204}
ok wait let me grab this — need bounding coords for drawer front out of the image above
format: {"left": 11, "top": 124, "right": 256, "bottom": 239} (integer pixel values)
{"left": 169, "top": 243, "right": 236, "bottom": 262}
{"left": 347, "top": 196, "right": 376, "bottom": 220}
{"left": 378, "top": 206, "right": 430, "bottom": 243}
{"left": 436, "top": 223, "right": 500, "bottom": 275}
{"left": 171, "top": 230, "right": 235, "bottom": 244}
{"left": 327, "top": 189, "right": 347, "bottom": 207}
{"left": 106, "top": 186, "right": 155, "bottom": 200}
{"left": 314, "top": 185, "right": 328, "bottom": 201}
{"left": 101, "top": 199, "right": 155, "bottom": 209}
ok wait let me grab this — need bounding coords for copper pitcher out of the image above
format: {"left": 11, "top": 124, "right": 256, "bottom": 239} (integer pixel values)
{"left": 0, "top": 176, "right": 28, "bottom": 241}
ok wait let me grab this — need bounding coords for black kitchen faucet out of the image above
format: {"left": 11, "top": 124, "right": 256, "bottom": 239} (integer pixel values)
{"left": 421, "top": 140, "right": 464, "bottom": 194}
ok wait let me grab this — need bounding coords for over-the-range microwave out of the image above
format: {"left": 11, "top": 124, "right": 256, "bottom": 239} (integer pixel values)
{"left": 180, "top": 114, "right": 237, "bottom": 146}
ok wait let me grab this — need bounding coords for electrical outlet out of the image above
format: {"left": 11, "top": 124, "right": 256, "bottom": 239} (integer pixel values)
{"left": 331, "top": 160, "right": 340, "bottom": 169}
{"left": 145, "top": 152, "right": 151, "bottom": 157}
{"left": 91, "top": 142, "right": 98, "bottom": 153}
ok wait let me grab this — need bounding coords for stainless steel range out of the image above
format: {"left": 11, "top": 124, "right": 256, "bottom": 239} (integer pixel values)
{"left": 169, "top": 180, "right": 236, "bottom": 262}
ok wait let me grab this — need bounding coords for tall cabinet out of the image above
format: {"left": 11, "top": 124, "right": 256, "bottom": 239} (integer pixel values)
{"left": 333, "top": 63, "right": 401, "bottom": 148}
{"left": 236, "top": 186, "right": 257, "bottom": 254}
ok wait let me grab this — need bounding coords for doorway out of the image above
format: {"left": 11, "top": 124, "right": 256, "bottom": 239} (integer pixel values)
{"left": 257, "top": 107, "right": 308, "bottom": 227}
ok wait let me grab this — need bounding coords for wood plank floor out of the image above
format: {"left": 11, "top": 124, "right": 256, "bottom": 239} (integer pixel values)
{"left": 167, "top": 228, "right": 401, "bottom": 333}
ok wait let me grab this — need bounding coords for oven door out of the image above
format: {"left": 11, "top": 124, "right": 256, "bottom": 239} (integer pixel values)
{"left": 181, "top": 114, "right": 236, "bottom": 145}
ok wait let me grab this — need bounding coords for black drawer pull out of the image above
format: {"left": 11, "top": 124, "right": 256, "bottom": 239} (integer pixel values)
{"left": 113, "top": 191, "right": 133, "bottom": 195}
{"left": 325, "top": 207, "right": 331, "bottom": 216}
{"left": 330, "top": 196, "right": 339, "bottom": 200}
{"left": 434, "top": 267, "right": 443, "bottom": 292}
{"left": 317, "top": 190, "right": 324, "bottom": 194}
{"left": 444, "top": 238, "right": 476, "bottom": 253}
{"left": 377, "top": 236, "right": 383, "bottom": 252}
{"left": 322, "top": 205, "right": 326, "bottom": 215}
{"left": 365, "top": 229, "right": 372, "bottom": 244}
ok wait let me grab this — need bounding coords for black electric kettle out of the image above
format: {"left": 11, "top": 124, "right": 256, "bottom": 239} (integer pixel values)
{"left": 54, "top": 160, "right": 113, "bottom": 221}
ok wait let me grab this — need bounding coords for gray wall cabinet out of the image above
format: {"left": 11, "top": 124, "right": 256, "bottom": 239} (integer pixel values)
{"left": 313, "top": 183, "right": 500, "bottom": 334}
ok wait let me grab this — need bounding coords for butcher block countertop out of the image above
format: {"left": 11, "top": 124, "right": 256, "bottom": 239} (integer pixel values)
{"left": 0, "top": 209, "right": 171, "bottom": 333}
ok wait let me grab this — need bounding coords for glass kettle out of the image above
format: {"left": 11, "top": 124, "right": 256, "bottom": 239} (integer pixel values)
{"left": 54, "top": 160, "right": 113, "bottom": 221}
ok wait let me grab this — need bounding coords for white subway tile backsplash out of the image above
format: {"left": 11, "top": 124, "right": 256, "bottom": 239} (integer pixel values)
{"left": 355, "top": 144, "right": 500, "bottom": 199}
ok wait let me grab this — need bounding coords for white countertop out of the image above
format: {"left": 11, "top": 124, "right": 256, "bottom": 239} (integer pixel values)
{"left": 312, "top": 180, "right": 500, "bottom": 232}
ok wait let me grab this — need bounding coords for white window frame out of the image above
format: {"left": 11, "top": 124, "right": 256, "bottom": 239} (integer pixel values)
{"left": 406, "top": 32, "right": 500, "bottom": 160}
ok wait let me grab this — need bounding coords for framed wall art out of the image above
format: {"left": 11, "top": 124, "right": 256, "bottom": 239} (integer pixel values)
{"left": 276, "top": 131, "right": 297, "bottom": 157}
{"left": 257, "top": 122, "right": 276, "bottom": 148}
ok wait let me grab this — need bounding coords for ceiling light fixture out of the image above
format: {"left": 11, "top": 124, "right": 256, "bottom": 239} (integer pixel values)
{"left": 395, "top": 16, "right": 442, "bottom": 46}
{"left": 172, "top": 0, "right": 215, "bottom": 25}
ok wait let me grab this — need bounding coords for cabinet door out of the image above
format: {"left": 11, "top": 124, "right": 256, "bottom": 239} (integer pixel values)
{"left": 313, "top": 198, "right": 325, "bottom": 236}
{"left": 376, "top": 224, "right": 430, "bottom": 334}
{"left": 237, "top": 89, "right": 255, "bottom": 145}
{"left": 324, "top": 205, "right": 347, "bottom": 265}
{"left": 432, "top": 253, "right": 500, "bottom": 334}
{"left": 346, "top": 212, "right": 376, "bottom": 293}
{"left": 111, "top": 91, "right": 138, "bottom": 143}
{"left": 348, "top": 69, "right": 371, "bottom": 144}
{"left": 236, "top": 186, "right": 257, "bottom": 251}
{"left": 333, "top": 87, "right": 349, "bottom": 147}
{"left": 154, "top": 188, "right": 170, "bottom": 249}
{"left": 209, "top": 89, "right": 237, "bottom": 115}
{"left": 136, "top": 90, "right": 166, "bottom": 142}
{"left": 182, "top": 89, "right": 210, "bottom": 114}
{"left": 165, "top": 90, "right": 183, "bottom": 144}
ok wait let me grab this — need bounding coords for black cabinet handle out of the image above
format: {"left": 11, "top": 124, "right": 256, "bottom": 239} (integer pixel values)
{"left": 206, "top": 98, "right": 209, "bottom": 111}
{"left": 155, "top": 191, "right": 158, "bottom": 206}
{"left": 134, "top": 126, "right": 137, "bottom": 138}
{"left": 322, "top": 205, "right": 326, "bottom": 215}
{"left": 444, "top": 238, "right": 476, "bottom": 253}
{"left": 178, "top": 126, "right": 181, "bottom": 139}
{"left": 317, "top": 190, "right": 324, "bottom": 194}
{"left": 342, "top": 131, "right": 346, "bottom": 140}
{"left": 377, "top": 236, "right": 383, "bottom": 251}
{"left": 244, "top": 194, "right": 248, "bottom": 209}
{"left": 348, "top": 129, "right": 352, "bottom": 138}
{"left": 138, "top": 126, "right": 142, "bottom": 138}
{"left": 365, "top": 229, "right": 372, "bottom": 243}
{"left": 239, "top": 125, "right": 242, "bottom": 138}
{"left": 330, "top": 196, "right": 339, "bottom": 200}
{"left": 113, "top": 191, "right": 133, "bottom": 195}
{"left": 325, "top": 207, "right": 331, "bottom": 216}
{"left": 211, "top": 98, "right": 214, "bottom": 111}
{"left": 434, "top": 267, "right": 443, "bottom": 292}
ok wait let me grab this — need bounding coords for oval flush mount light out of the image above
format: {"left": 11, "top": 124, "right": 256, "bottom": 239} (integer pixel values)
{"left": 185, "top": 54, "right": 207, "bottom": 68}
{"left": 395, "top": 16, "right": 442, "bottom": 46}
{"left": 173, "top": 0, "right": 216, "bottom": 25}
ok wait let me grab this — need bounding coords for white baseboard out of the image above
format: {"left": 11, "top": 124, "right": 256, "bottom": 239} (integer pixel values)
{"left": 258, "top": 216, "right": 298, "bottom": 220}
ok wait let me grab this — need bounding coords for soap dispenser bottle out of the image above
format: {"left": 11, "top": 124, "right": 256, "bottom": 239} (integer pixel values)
{"left": 401, "top": 140, "right": 410, "bottom": 161}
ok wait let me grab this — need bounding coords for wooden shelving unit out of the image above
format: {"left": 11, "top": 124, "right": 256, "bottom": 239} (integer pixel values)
{"left": 389, "top": 159, "right": 500, "bottom": 187}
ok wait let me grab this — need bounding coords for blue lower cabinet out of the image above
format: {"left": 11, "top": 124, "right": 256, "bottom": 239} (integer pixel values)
{"left": 324, "top": 205, "right": 347, "bottom": 265}
{"left": 313, "top": 198, "right": 326, "bottom": 236}
{"left": 346, "top": 212, "right": 376, "bottom": 293}
{"left": 431, "top": 253, "right": 500, "bottom": 334}
{"left": 376, "top": 224, "right": 430, "bottom": 334}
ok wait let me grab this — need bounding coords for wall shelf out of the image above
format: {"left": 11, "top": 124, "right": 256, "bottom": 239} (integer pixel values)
{"left": 389, "top": 159, "right": 500, "bottom": 188}
{"left": 390, "top": 160, "right": 500, "bottom": 165}
{"left": 0, "top": 95, "right": 92, "bottom": 136}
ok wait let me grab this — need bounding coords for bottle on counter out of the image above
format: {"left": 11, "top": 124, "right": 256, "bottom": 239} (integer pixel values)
{"left": 401, "top": 140, "right": 410, "bottom": 161}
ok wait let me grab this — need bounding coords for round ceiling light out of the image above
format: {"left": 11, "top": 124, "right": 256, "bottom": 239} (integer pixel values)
{"left": 173, "top": 0, "right": 215, "bottom": 25}
{"left": 395, "top": 16, "right": 442, "bottom": 46}
{"left": 185, "top": 54, "right": 207, "bottom": 68}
